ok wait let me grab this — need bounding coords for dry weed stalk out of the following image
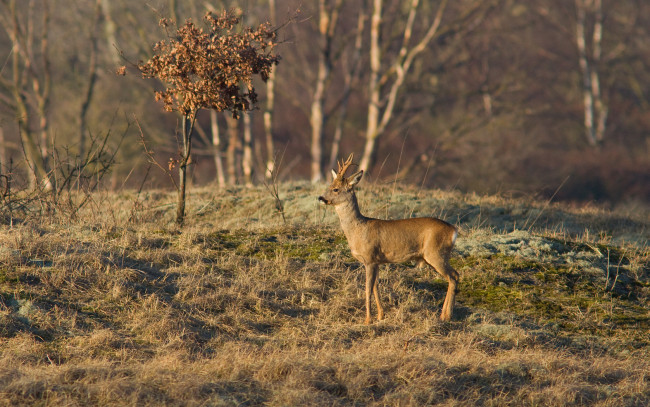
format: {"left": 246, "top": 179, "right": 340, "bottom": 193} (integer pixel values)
{"left": 0, "top": 131, "right": 117, "bottom": 224}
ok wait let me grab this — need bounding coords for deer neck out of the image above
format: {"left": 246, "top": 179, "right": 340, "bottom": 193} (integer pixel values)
{"left": 334, "top": 193, "right": 367, "bottom": 236}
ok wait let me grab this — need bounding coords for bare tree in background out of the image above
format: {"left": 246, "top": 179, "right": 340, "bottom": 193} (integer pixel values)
{"left": 78, "top": 0, "right": 102, "bottom": 158}
{"left": 263, "top": 0, "right": 277, "bottom": 180}
{"left": 359, "top": 0, "right": 448, "bottom": 174}
{"left": 309, "top": 0, "right": 343, "bottom": 182}
{"left": 327, "top": 0, "right": 367, "bottom": 177}
{"left": 0, "top": 0, "right": 52, "bottom": 189}
{"left": 575, "top": 0, "right": 607, "bottom": 147}
{"left": 99, "top": 0, "right": 120, "bottom": 65}
{"left": 210, "top": 111, "right": 226, "bottom": 187}
{"left": 0, "top": 0, "right": 647, "bottom": 204}
{"left": 225, "top": 114, "right": 241, "bottom": 185}
{"left": 242, "top": 111, "right": 254, "bottom": 186}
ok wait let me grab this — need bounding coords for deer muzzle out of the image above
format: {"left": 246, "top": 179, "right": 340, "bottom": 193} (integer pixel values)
{"left": 318, "top": 196, "right": 330, "bottom": 205}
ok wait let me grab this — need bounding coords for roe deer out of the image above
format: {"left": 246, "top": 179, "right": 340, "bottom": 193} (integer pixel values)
{"left": 318, "top": 154, "right": 459, "bottom": 323}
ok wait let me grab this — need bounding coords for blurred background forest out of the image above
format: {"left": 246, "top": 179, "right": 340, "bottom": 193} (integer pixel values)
{"left": 1, "top": 0, "right": 649, "bottom": 207}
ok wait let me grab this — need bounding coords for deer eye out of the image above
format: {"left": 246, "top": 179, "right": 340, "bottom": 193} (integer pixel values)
{"left": 332, "top": 188, "right": 340, "bottom": 192}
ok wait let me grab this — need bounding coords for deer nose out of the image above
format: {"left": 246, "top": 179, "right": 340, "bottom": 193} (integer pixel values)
{"left": 318, "top": 196, "right": 329, "bottom": 204}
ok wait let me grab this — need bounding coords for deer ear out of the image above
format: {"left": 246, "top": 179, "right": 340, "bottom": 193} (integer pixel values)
{"left": 348, "top": 170, "right": 363, "bottom": 187}
{"left": 331, "top": 169, "right": 338, "bottom": 180}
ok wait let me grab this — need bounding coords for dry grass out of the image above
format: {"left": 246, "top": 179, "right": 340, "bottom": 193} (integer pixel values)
{"left": 0, "top": 182, "right": 648, "bottom": 406}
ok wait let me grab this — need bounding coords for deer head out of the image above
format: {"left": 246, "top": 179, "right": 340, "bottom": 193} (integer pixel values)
{"left": 318, "top": 154, "right": 364, "bottom": 206}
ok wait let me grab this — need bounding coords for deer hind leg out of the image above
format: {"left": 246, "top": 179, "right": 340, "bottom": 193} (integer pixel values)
{"left": 364, "top": 263, "right": 382, "bottom": 324}
{"left": 423, "top": 253, "right": 458, "bottom": 322}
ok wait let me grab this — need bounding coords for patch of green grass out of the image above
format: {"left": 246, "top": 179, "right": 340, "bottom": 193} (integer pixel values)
{"left": 455, "top": 252, "right": 649, "bottom": 339}
{"left": 197, "top": 228, "right": 349, "bottom": 261}
{"left": 461, "top": 284, "right": 524, "bottom": 311}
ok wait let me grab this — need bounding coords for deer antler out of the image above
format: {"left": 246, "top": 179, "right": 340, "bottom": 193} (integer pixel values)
{"left": 336, "top": 154, "right": 355, "bottom": 178}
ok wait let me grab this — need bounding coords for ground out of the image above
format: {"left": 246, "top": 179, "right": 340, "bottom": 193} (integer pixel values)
{"left": 0, "top": 182, "right": 648, "bottom": 405}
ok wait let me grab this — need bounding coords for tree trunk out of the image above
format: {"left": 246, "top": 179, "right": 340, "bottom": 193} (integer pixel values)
{"left": 4, "top": 0, "right": 52, "bottom": 189}
{"left": 591, "top": 0, "right": 607, "bottom": 144}
{"left": 79, "top": 0, "right": 101, "bottom": 158}
{"left": 100, "top": 0, "right": 120, "bottom": 65}
{"left": 263, "top": 0, "right": 277, "bottom": 179}
{"left": 358, "top": 0, "right": 382, "bottom": 174}
{"left": 310, "top": 92, "right": 325, "bottom": 183}
{"left": 242, "top": 112, "right": 254, "bottom": 186}
{"left": 576, "top": 0, "right": 607, "bottom": 147}
{"left": 177, "top": 162, "right": 187, "bottom": 225}
{"left": 328, "top": 1, "right": 367, "bottom": 176}
{"left": 35, "top": 0, "right": 52, "bottom": 189}
{"left": 10, "top": 41, "right": 43, "bottom": 187}
{"left": 310, "top": 0, "right": 342, "bottom": 182}
{"left": 310, "top": 30, "right": 326, "bottom": 183}
{"left": 176, "top": 114, "right": 194, "bottom": 226}
{"left": 576, "top": 0, "right": 595, "bottom": 146}
{"left": 210, "top": 110, "right": 226, "bottom": 188}
{"left": 226, "top": 115, "right": 240, "bottom": 185}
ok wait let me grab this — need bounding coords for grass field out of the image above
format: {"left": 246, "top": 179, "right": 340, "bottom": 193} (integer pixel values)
{"left": 1, "top": 182, "right": 648, "bottom": 406}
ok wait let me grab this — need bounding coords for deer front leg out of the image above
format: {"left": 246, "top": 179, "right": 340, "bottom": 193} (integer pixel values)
{"left": 364, "top": 263, "right": 380, "bottom": 324}
{"left": 373, "top": 269, "right": 384, "bottom": 321}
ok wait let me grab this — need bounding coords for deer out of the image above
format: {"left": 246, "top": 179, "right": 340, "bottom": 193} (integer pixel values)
{"left": 318, "top": 154, "right": 459, "bottom": 324}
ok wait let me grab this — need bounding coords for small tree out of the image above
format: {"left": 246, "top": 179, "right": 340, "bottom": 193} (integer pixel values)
{"left": 137, "top": 10, "right": 279, "bottom": 225}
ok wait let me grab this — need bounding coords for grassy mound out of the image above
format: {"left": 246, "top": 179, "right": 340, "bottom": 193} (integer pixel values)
{"left": 0, "top": 183, "right": 648, "bottom": 405}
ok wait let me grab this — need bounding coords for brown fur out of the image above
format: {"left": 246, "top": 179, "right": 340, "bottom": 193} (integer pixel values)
{"left": 319, "top": 154, "right": 459, "bottom": 323}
